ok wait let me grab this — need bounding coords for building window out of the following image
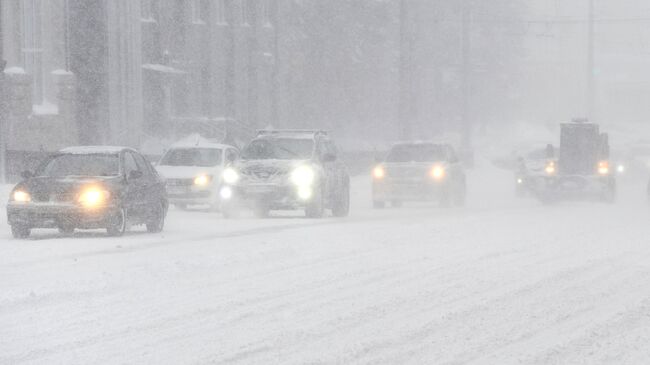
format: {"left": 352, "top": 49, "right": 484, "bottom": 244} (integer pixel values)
{"left": 141, "top": 0, "right": 157, "bottom": 22}
{"left": 191, "top": 0, "right": 205, "bottom": 24}
{"left": 216, "top": 0, "right": 228, "bottom": 25}
{"left": 261, "top": 0, "right": 272, "bottom": 27}
{"left": 22, "top": 0, "right": 46, "bottom": 108}
{"left": 241, "top": 0, "right": 252, "bottom": 26}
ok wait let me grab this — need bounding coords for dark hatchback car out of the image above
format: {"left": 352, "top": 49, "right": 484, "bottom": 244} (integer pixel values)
{"left": 7, "top": 146, "right": 168, "bottom": 239}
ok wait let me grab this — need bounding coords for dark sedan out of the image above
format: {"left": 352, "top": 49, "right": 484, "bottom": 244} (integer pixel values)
{"left": 7, "top": 146, "right": 168, "bottom": 238}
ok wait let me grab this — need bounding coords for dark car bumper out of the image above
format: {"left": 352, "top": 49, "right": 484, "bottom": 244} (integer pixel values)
{"left": 7, "top": 203, "right": 119, "bottom": 229}
{"left": 373, "top": 179, "right": 446, "bottom": 201}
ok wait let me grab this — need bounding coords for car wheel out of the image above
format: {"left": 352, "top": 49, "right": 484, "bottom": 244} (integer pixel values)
{"left": 372, "top": 200, "right": 386, "bottom": 209}
{"left": 107, "top": 207, "right": 127, "bottom": 237}
{"left": 306, "top": 186, "right": 325, "bottom": 218}
{"left": 332, "top": 182, "right": 350, "bottom": 217}
{"left": 11, "top": 225, "right": 31, "bottom": 239}
{"left": 391, "top": 200, "right": 403, "bottom": 208}
{"left": 174, "top": 204, "right": 187, "bottom": 211}
{"left": 146, "top": 202, "right": 165, "bottom": 233}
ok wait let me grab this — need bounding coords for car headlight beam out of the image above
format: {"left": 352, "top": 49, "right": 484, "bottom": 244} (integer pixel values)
{"left": 373, "top": 166, "right": 385, "bottom": 180}
{"left": 430, "top": 165, "right": 446, "bottom": 180}
{"left": 12, "top": 190, "right": 31, "bottom": 203}
{"left": 598, "top": 161, "right": 610, "bottom": 175}
{"left": 291, "top": 165, "right": 316, "bottom": 186}
{"left": 78, "top": 188, "right": 110, "bottom": 208}
{"left": 222, "top": 168, "right": 240, "bottom": 185}
{"left": 194, "top": 174, "right": 212, "bottom": 186}
{"left": 545, "top": 161, "right": 556, "bottom": 175}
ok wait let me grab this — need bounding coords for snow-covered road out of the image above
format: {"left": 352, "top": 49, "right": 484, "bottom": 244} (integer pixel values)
{"left": 1, "top": 165, "right": 650, "bottom": 364}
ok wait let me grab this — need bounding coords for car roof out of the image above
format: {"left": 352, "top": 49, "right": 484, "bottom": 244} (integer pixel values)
{"left": 169, "top": 134, "right": 233, "bottom": 150}
{"left": 59, "top": 146, "right": 132, "bottom": 154}
{"left": 255, "top": 134, "right": 320, "bottom": 141}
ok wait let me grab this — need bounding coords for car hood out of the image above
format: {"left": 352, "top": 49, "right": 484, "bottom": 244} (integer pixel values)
{"left": 235, "top": 159, "right": 307, "bottom": 174}
{"left": 156, "top": 165, "right": 220, "bottom": 180}
{"left": 16, "top": 176, "right": 121, "bottom": 201}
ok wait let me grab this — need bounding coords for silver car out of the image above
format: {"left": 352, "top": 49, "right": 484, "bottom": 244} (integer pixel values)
{"left": 372, "top": 142, "right": 466, "bottom": 208}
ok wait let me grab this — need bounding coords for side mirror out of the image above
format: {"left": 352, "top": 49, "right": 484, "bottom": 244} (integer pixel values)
{"left": 322, "top": 153, "right": 337, "bottom": 162}
{"left": 226, "top": 154, "right": 237, "bottom": 164}
{"left": 21, "top": 171, "right": 33, "bottom": 180}
{"left": 128, "top": 170, "right": 143, "bottom": 180}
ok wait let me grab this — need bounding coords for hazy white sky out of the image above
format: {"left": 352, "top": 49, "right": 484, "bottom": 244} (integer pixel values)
{"left": 521, "top": 0, "right": 650, "bottom": 128}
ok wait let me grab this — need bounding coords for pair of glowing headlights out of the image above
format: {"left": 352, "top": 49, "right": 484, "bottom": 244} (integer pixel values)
{"left": 12, "top": 187, "right": 111, "bottom": 208}
{"left": 221, "top": 166, "right": 317, "bottom": 187}
{"left": 544, "top": 160, "right": 612, "bottom": 176}
{"left": 372, "top": 165, "right": 446, "bottom": 180}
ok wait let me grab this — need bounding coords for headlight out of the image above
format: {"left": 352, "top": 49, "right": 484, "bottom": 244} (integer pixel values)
{"left": 194, "top": 174, "right": 212, "bottom": 186}
{"left": 222, "top": 168, "right": 239, "bottom": 185}
{"left": 12, "top": 190, "right": 31, "bottom": 202}
{"left": 517, "top": 178, "right": 524, "bottom": 184}
{"left": 372, "top": 166, "right": 385, "bottom": 180}
{"left": 545, "top": 161, "right": 556, "bottom": 175}
{"left": 291, "top": 165, "right": 316, "bottom": 186}
{"left": 430, "top": 165, "right": 446, "bottom": 180}
{"left": 598, "top": 161, "right": 610, "bottom": 175}
{"left": 617, "top": 164, "right": 625, "bottom": 173}
{"left": 78, "top": 188, "right": 110, "bottom": 208}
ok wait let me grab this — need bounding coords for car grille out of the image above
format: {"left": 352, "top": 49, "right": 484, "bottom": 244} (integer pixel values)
{"left": 241, "top": 167, "right": 286, "bottom": 182}
{"left": 31, "top": 192, "right": 75, "bottom": 203}
{"left": 166, "top": 178, "right": 194, "bottom": 187}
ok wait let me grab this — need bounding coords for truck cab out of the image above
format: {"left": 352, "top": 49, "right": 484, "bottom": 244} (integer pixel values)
{"left": 534, "top": 119, "right": 615, "bottom": 203}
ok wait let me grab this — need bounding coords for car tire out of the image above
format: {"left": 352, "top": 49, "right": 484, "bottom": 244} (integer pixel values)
{"left": 372, "top": 200, "right": 386, "bottom": 209}
{"left": 146, "top": 202, "right": 165, "bottom": 233}
{"left": 332, "top": 181, "right": 350, "bottom": 217}
{"left": 391, "top": 200, "right": 403, "bottom": 208}
{"left": 174, "top": 204, "right": 187, "bottom": 211}
{"left": 11, "top": 225, "right": 31, "bottom": 239}
{"left": 306, "top": 186, "right": 325, "bottom": 218}
{"left": 107, "top": 207, "right": 127, "bottom": 237}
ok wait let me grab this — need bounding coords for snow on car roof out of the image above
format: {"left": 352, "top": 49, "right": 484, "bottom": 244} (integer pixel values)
{"left": 59, "top": 146, "right": 129, "bottom": 154}
{"left": 169, "top": 134, "right": 232, "bottom": 149}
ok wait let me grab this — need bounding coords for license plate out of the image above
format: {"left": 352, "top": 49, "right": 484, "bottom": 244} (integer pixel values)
{"left": 246, "top": 185, "right": 274, "bottom": 194}
{"left": 168, "top": 186, "right": 187, "bottom": 194}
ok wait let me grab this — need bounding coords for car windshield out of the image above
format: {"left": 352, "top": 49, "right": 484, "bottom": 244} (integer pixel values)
{"left": 242, "top": 138, "right": 314, "bottom": 160}
{"left": 36, "top": 154, "right": 120, "bottom": 177}
{"left": 160, "top": 148, "right": 223, "bottom": 167}
{"left": 386, "top": 144, "right": 447, "bottom": 162}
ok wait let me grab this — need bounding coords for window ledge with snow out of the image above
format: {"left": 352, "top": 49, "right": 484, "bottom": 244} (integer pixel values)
{"left": 32, "top": 102, "right": 59, "bottom": 116}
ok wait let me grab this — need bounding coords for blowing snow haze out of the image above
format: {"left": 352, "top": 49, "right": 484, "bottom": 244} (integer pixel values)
{"left": 1, "top": 1, "right": 650, "bottom": 364}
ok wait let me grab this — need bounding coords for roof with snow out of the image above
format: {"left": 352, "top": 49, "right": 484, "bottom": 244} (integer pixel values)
{"left": 59, "top": 146, "right": 131, "bottom": 154}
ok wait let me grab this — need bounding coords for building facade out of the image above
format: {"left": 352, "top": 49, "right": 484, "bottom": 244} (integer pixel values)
{"left": 1, "top": 0, "right": 279, "bottom": 178}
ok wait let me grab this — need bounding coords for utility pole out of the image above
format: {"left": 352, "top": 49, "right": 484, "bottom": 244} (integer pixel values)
{"left": 460, "top": 0, "right": 473, "bottom": 166}
{"left": 398, "top": 0, "right": 411, "bottom": 140}
{"left": 586, "top": 0, "right": 595, "bottom": 121}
